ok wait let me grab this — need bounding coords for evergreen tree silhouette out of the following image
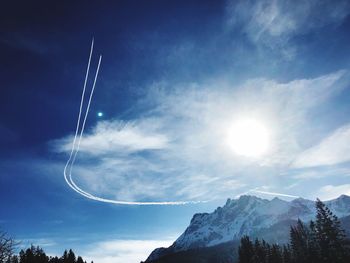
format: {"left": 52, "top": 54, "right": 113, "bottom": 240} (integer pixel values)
{"left": 314, "top": 199, "right": 348, "bottom": 263}
{"left": 267, "top": 244, "right": 282, "bottom": 263}
{"left": 290, "top": 219, "right": 309, "bottom": 263}
{"left": 66, "top": 249, "right": 76, "bottom": 263}
{"left": 48, "top": 256, "right": 60, "bottom": 263}
{"left": 18, "top": 246, "right": 48, "bottom": 263}
{"left": 282, "top": 245, "right": 292, "bottom": 263}
{"left": 238, "top": 236, "right": 254, "bottom": 263}
{"left": 61, "top": 250, "right": 68, "bottom": 263}
{"left": 76, "top": 256, "right": 84, "bottom": 263}
{"left": 253, "top": 239, "right": 267, "bottom": 263}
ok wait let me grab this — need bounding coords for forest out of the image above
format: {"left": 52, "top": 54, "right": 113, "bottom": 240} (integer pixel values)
{"left": 238, "top": 199, "right": 350, "bottom": 263}
{"left": 0, "top": 239, "right": 90, "bottom": 263}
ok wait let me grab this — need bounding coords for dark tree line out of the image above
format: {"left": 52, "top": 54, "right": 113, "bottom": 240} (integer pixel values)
{"left": 1, "top": 244, "right": 91, "bottom": 263}
{"left": 238, "top": 199, "right": 350, "bottom": 263}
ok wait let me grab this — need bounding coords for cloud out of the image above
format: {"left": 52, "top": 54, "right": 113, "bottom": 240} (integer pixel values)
{"left": 291, "top": 167, "right": 350, "bottom": 179}
{"left": 227, "top": 0, "right": 350, "bottom": 37}
{"left": 293, "top": 124, "right": 350, "bottom": 168}
{"left": 226, "top": 0, "right": 350, "bottom": 58}
{"left": 18, "top": 236, "right": 174, "bottom": 263}
{"left": 82, "top": 239, "right": 173, "bottom": 263}
{"left": 52, "top": 70, "right": 349, "bottom": 202}
{"left": 53, "top": 119, "right": 169, "bottom": 156}
{"left": 317, "top": 184, "right": 350, "bottom": 200}
{"left": 19, "top": 238, "right": 57, "bottom": 249}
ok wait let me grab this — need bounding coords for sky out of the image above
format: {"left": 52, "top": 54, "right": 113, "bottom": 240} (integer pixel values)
{"left": 1, "top": 0, "right": 350, "bottom": 262}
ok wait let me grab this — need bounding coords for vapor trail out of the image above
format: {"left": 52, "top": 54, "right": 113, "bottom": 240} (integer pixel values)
{"left": 250, "top": 189, "right": 299, "bottom": 199}
{"left": 235, "top": 188, "right": 299, "bottom": 199}
{"left": 63, "top": 39, "right": 94, "bottom": 197}
{"left": 63, "top": 40, "right": 199, "bottom": 205}
{"left": 68, "top": 55, "right": 102, "bottom": 197}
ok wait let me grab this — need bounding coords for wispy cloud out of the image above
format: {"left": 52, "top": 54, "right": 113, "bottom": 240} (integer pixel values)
{"left": 226, "top": 0, "right": 350, "bottom": 58}
{"left": 53, "top": 119, "right": 169, "bottom": 156}
{"left": 293, "top": 124, "right": 350, "bottom": 168}
{"left": 316, "top": 184, "right": 350, "bottom": 200}
{"left": 228, "top": 0, "right": 350, "bottom": 37}
{"left": 82, "top": 239, "right": 173, "bottom": 263}
{"left": 291, "top": 166, "right": 350, "bottom": 179}
{"left": 52, "top": 70, "right": 349, "bottom": 202}
{"left": 19, "top": 238, "right": 57, "bottom": 249}
{"left": 17, "top": 237, "right": 174, "bottom": 263}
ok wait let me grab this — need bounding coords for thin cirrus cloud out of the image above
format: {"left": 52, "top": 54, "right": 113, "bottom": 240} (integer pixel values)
{"left": 54, "top": 120, "right": 169, "bottom": 156}
{"left": 226, "top": 0, "right": 350, "bottom": 58}
{"left": 82, "top": 239, "right": 174, "bottom": 263}
{"left": 291, "top": 166, "right": 350, "bottom": 179}
{"left": 52, "top": 69, "right": 349, "bottom": 202}
{"left": 316, "top": 184, "right": 350, "bottom": 201}
{"left": 227, "top": 0, "right": 350, "bottom": 38}
{"left": 293, "top": 124, "right": 350, "bottom": 168}
{"left": 18, "top": 237, "right": 173, "bottom": 263}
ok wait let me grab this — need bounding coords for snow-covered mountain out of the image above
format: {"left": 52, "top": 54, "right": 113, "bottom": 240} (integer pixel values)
{"left": 146, "top": 195, "right": 350, "bottom": 262}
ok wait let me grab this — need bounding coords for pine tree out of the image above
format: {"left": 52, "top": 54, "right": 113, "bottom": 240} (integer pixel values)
{"left": 308, "top": 220, "right": 320, "bottom": 263}
{"left": 314, "top": 199, "right": 348, "bottom": 263}
{"left": 282, "top": 245, "right": 292, "bottom": 263}
{"left": 48, "top": 256, "right": 60, "bottom": 263}
{"left": 34, "top": 246, "right": 49, "bottom": 263}
{"left": 61, "top": 250, "right": 68, "bottom": 263}
{"left": 18, "top": 246, "right": 48, "bottom": 263}
{"left": 290, "top": 219, "right": 309, "bottom": 263}
{"left": 238, "top": 236, "right": 254, "bottom": 263}
{"left": 267, "top": 244, "right": 282, "bottom": 263}
{"left": 66, "top": 249, "right": 76, "bottom": 263}
{"left": 253, "top": 239, "right": 267, "bottom": 263}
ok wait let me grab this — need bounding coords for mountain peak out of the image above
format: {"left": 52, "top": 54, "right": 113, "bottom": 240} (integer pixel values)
{"left": 146, "top": 195, "right": 350, "bottom": 262}
{"left": 271, "top": 196, "right": 286, "bottom": 202}
{"left": 238, "top": 194, "right": 260, "bottom": 200}
{"left": 338, "top": 194, "right": 350, "bottom": 200}
{"left": 237, "top": 194, "right": 262, "bottom": 204}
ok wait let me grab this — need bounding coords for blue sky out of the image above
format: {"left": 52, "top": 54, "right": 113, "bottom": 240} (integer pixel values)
{"left": 1, "top": 0, "right": 350, "bottom": 262}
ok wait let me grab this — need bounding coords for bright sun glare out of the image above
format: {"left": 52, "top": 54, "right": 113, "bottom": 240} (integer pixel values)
{"left": 227, "top": 119, "right": 270, "bottom": 158}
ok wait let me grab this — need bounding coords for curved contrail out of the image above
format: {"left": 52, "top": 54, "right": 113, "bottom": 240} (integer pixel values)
{"left": 63, "top": 40, "right": 200, "bottom": 205}
{"left": 63, "top": 39, "right": 95, "bottom": 198}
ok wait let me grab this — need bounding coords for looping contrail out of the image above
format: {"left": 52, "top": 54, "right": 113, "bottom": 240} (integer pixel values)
{"left": 63, "top": 39, "right": 200, "bottom": 205}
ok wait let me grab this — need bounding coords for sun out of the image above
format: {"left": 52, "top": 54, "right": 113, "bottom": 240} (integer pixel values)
{"left": 227, "top": 119, "right": 270, "bottom": 158}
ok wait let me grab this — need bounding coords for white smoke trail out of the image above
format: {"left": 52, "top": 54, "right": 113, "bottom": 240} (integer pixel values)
{"left": 63, "top": 40, "right": 200, "bottom": 205}
{"left": 63, "top": 39, "right": 94, "bottom": 197}
{"left": 68, "top": 55, "right": 102, "bottom": 198}
{"left": 235, "top": 188, "right": 299, "bottom": 199}
{"left": 250, "top": 189, "right": 299, "bottom": 199}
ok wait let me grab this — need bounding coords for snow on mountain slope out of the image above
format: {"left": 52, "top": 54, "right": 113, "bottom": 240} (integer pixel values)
{"left": 146, "top": 195, "right": 350, "bottom": 261}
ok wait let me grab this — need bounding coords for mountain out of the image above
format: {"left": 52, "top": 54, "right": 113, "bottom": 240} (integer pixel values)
{"left": 145, "top": 195, "right": 350, "bottom": 262}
